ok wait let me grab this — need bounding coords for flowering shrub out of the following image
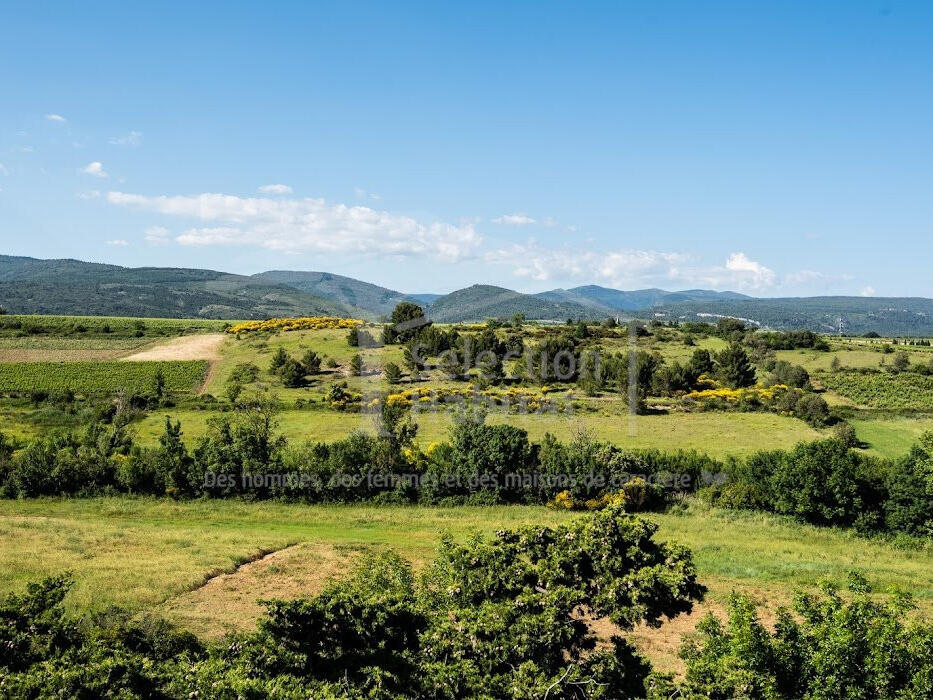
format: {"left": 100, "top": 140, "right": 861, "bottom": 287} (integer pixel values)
{"left": 367, "top": 385, "right": 560, "bottom": 413}
{"left": 227, "top": 316, "right": 363, "bottom": 334}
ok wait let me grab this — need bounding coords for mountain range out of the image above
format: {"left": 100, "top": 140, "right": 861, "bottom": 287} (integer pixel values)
{"left": 1, "top": 254, "right": 932, "bottom": 335}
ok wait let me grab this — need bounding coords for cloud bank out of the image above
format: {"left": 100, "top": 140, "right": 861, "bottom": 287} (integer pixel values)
{"left": 107, "top": 191, "right": 481, "bottom": 261}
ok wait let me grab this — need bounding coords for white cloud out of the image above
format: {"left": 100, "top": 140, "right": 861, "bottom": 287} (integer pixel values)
{"left": 77, "top": 190, "right": 100, "bottom": 200}
{"left": 80, "top": 161, "right": 108, "bottom": 178}
{"left": 108, "top": 131, "right": 142, "bottom": 146}
{"left": 860, "top": 286, "right": 876, "bottom": 297}
{"left": 258, "top": 183, "right": 293, "bottom": 195}
{"left": 485, "top": 243, "right": 688, "bottom": 284}
{"left": 106, "top": 239, "right": 129, "bottom": 246}
{"left": 0, "top": 163, "right": 8, "bottom": 176}
{"left": 492, "top": 213, "right": 536, "bottom": 225}
{"left": 723, "top": 252, "right": 777, "bottom": 289}
{"left": 144, "top": 226, "right": 170, "bottom": 244}
{"left": 45, "top": 114, "right": 67, "bottom": 123}
{"left": 485, "top": 245, "right": 779, "bottom": 292}
{"left": 107, "top": 191, "right": 481, "bottom": 260}
{"left": 354, "top": 186, "right": 381, "bottom": 201}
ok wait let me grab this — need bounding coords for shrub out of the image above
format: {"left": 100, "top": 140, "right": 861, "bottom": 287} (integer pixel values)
{"left": 383, "top": 361, "right": 402, "bottom": 384}
{"left": 884, "top": 431, "right": 933, "bottom": 536}
{"left": 769, "top": 439, "right": 884, "bottom": 530}
{"left": 673, "top": 574, "right": 933, "bottom": 699}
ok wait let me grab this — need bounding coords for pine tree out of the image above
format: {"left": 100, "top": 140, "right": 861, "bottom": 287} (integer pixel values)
{"left": 715, "top": 342, "right": 757, "bottom": 388}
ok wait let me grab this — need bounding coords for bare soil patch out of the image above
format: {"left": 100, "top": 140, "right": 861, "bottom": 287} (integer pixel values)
{"left": 159, "top": 542, "right": 363, "bottom": 638}
{"left": 121, "top": 333, "right": 225, "bottom": 362}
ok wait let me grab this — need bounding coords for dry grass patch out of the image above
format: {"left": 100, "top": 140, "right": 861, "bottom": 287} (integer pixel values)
{"left": 161, "top": 542, "right": 365, "bottom": 638}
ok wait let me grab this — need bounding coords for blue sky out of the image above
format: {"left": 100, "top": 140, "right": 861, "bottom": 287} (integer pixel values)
{"left": 1, "top": 1, "right": 931, "bottom": 296}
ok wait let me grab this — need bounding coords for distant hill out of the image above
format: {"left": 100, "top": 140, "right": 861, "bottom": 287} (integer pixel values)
{"left": 537, "top": 285, "right": 749, "bottom": 311}
{"left": 253, "top": 270, "right": 410, "bottom": 317}
{"left": 655, "top": 296, "right": 933, "bottom": 336}
{"left": 426, "top": 284, "right": 603, "bottom": 322}
{"left": 3, "top": 254, "right": 933, "bottom": 333}
{"left": 0, "top": 255, "right": 367, "bottom": 320}
{"left": 407, "top": 293, "right": 443, "bottom": 307}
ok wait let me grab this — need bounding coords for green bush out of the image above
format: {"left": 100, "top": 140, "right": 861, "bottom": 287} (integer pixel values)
{"left": 667, "top": 574, "right": 933, "bottom": 699}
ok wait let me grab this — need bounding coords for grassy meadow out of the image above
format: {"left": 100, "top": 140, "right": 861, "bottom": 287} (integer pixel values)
{"left": 2, "top": 314, "right": 933, "bottom": 672}
{"left": 0, "top": 496, "right": 930, "bottom": 671}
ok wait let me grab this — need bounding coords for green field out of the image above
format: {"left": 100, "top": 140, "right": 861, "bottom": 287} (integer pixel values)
{"left": 1, "top": 497, "right": 930, "bottom": 671}
{"left": 0, "top": 360, "right": 208, "bottom": 394}
{"left": 851, "top": 414, "right": 933, "bottom": 457}
{"left": 135, "top": 405, "right": 826, "bottom": 456}
{"left": 820, "top": 369, "right": 933, "bottom": 410}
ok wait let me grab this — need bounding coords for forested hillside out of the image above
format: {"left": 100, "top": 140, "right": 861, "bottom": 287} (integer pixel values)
{"left": 658, "top": 296, "right": 933, "bottom": 335}
{"left": 0, "top": 255, "right": 366, "bottom": 320}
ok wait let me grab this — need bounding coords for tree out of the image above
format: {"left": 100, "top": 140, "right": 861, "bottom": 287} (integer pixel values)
{"left": 477, "top": 350, "right": 505, "bottom": 385}
{"left": 300, "top": 350, "right": 321, "bottom": 375}
{"left": 153, "top": 368, "right": 166, "bottom": 400}
{"left": 269, "top": 347, "right": 288, "bottom": 374}
{"left": 224, "top": 379, "right": 243, "bottom": 404}
{"left": 438, "top": 349, "right": 464, "bottom": 380}
{"left": 673, "top": 575, "right": 933, "bottom": 699}
{"left": 892, "top": 351, "right": 911, "bottom": 373}
{"left": 768, "top": 360, "right": 810, "bottom": 389}
{"left": 349, "top": 353, "right": 363, "bottom": 376}
{"left": 279, "top": 357, "right": 306, "bottom": 388}
{"left": 577, "top": 350, "right": 604, "bottom": 395}
{"left": 156, "top": 417, "right": 191, "bottom": 494}
{"left": 346, "top": 326, "right": 360, "bottom": 347}
{"left": 401, "top": 341, "right": 425, "bottom": 372}
{"left": 382, "top": 302, "right": 428, "bottom": 344}
{"left": 383, "top": 362, "right": 402, "bottom": 384}
{"left": 715, "top": 342, "right": 756, "bottom": 388}
{"left": 688, "top": 348, "right": 715, "bottom": 376}
{"left": 376, "top": 397, "right": 417, "bottom": 450}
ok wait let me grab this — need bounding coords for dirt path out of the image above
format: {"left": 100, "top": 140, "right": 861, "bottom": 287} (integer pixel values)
{"left": 120, "top": 333, "right": 226, "bottom": 362}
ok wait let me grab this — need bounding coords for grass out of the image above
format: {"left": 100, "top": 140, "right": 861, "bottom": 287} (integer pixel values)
{"left": 1, "top": 497, "right": 931, "bottom": 670}
{"left": 851, "top": 415, "right": 933, "bottom": 458}
{"left": 134, "top": 406, "right": 826, "bottom": 457}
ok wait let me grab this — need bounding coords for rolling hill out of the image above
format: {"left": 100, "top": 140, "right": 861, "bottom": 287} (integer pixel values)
{"left": 3, "top": 254, "right": 933, "bottom": 334}
{"left": 0, "top": 255, "right": 367, "bottom": 320}
{"left": 537, "top": 285, "right": 749, "bottom": 311}
{"left": 253, "top": 270, "right": 410, "bottom": 317}
{"left": 655, "top": 296, "right": 933, "bottom": 336}
{"left": 425, "top": 285, "right": 604, "bottom": 322}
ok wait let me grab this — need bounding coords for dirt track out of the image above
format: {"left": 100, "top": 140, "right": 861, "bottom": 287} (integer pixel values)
{"left": 121, "top": 333, "right": 225, "bottom": 362}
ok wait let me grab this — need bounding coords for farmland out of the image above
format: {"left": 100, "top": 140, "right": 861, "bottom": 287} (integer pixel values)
{"left": 1, "top": 311, "right": 933, "bottom": 686}
{"left": 1, "top": 496, "right": 931, "bottom": 674}
{"left": 0, "top": 360, "right": 208, "bottom": 394}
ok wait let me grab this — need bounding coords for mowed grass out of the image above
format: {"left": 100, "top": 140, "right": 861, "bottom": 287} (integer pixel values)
{"left": 1, "top": 497, "right": 931, "bottom": 670}
{"left": 134, "top": 407, "right": 826, "bottom": 457}
{"left": 0, "top": 498, "right": 575, "bottom": 615}
{"left": 851, "top": 415, "right": 933, "bottom": 458}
